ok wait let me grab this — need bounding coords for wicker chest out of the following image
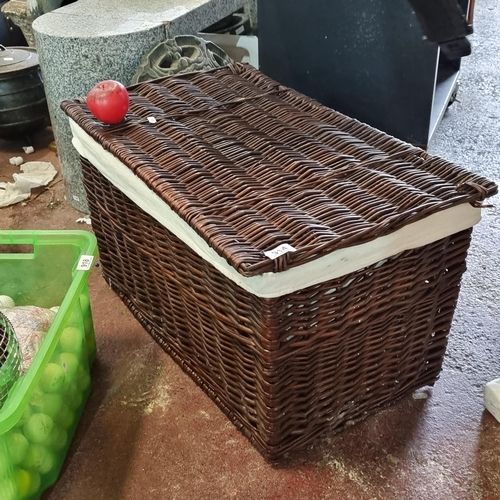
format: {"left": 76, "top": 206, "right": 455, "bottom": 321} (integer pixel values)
{"left": 62, "top": 64, "right": 496, "bottom": 462}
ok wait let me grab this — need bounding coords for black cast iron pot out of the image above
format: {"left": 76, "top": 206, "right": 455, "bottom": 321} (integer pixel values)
{"left": 0, "top": 44, "right": 50, "bottom": 138}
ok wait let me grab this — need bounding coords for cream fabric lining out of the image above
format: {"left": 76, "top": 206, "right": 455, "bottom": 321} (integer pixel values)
{"left": 70, "top": 119, "right": 481, "bottom": 298}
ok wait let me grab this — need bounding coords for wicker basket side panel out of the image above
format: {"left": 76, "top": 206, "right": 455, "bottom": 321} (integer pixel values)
{"left": 81, "top": 158, "right": 471, "bottom": 461}
{"left": 260, "top": 229, "right": 471, "bottom": 456}
{"left": 81, "top": 158, "right": 277, "bottom": 439}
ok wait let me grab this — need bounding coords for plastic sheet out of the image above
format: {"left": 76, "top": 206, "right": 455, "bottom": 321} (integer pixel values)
{"left": 0, "top": 305, "right": 56, "bottom": 373}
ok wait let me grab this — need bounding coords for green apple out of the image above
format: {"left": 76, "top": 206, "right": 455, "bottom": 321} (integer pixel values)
{"left": 84, "top": 316, "right": 94, "bottom": 337}
{"left": 23, "top": 414, "right": 54, "bottom": 444}
{"left": 68, "top": 388, "right": 83, "bottom": 411}
{"left": 21, "top": 443, "right": 47, "bottom": 471}
{"left": 0, "top": 449, "right": 11, "bottom": 476}
{"left": 59, "top": 327, "right": 83, "bottom": 356}
{"left": 79, "top": 293, "right": 90, "bottom": 314}
{"left": 28, "top": 388, "right": 45, "bottom": 413}
{"left": 58, "top": 353, "right": 79, "bottom": 382}
{"left": 65, "top": 382, "right": 77, "bottom": 400}
{"left": 34, "top": 393, "right": 63, "bottom": 420}
{"left": 67, "top": 308, "right": 82, "bottom": 328}
{"left": 53, "top": 403, "right": 74, "bottom": 430}
{"left": 14, "top": 468, "right": 31, "bottom": 498}
{"left": 0, "top": 478, "right": 16, "bottom": 500}
{"left": 5, "top": 432, "right": 29, "bottom": 465}
{"left": 39, "top": 363, "right": 66, "bottom": 394}
{"left": 77, "top": 366, "right": 91, "bottom": 393}
{"left": 27, "top": 470, "right": 40, "bottom": 497}
{"left": 38, "top": 449, "right": 55, "bottom": 475}
{"left": 49, "top": 428, "right": 68, "bottom": 452}
{"left": 14, "top": 406, "right": 32, "bottom": 428}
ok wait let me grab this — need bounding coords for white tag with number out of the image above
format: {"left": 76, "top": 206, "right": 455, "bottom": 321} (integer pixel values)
{"left": 76, "top": 255, "right": 94, "bottom": 271}
{"left": 264, "top": 244, "right": 297, "bottom": 260}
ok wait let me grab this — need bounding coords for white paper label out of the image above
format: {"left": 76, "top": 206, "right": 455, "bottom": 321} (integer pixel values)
{"left": 235, "top": 25, "right": 245, "bottom": 35}
{"left": 264, "top": 244, "right": 297, "bottom": 260}
{"left": 76, "top": 255, "right": 94, "bottom": 271}
{"left": 147, "top": 116, "right": 157, "bottom": 124}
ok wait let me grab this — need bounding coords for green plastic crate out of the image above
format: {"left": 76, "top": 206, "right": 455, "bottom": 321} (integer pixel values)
{"left": 0, "top": 231, "right": 97, "bottom": 500}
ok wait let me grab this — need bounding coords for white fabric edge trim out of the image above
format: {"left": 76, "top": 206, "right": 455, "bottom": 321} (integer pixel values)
{"left": 69, "top": 119, "right": 481, "bottom": 299}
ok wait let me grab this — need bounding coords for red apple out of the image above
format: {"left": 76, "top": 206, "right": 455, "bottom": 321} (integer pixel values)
{"left": 86, "top": 80, "right": 129, "bottom": 124}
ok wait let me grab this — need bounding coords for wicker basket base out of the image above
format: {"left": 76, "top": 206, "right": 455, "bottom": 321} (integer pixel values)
{"left": 82, "top": 158, "right": 471, "bottom": 462}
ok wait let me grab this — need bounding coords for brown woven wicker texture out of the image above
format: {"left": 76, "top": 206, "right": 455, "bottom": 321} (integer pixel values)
{"left": 63, "top": 64, "right": 496, "bottom": 461}
{"left": 62, "top": 64, "right": 496, "bottom": 277}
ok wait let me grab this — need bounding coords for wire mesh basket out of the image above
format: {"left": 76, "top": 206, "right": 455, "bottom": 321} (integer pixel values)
{"left": 0, "top": 312, "right": 22, "bottom": 407}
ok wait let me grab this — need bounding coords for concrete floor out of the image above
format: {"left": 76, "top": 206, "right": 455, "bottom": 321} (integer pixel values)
{"left": 1, "top": 1, "right": 499, "bottom": 498}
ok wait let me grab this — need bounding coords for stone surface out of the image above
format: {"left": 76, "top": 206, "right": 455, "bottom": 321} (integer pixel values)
{"left": 33, "top": 24, "right": 166, "bottom": 211}
{"left": 32, "top": 0, "right": 249, "bottom": 212}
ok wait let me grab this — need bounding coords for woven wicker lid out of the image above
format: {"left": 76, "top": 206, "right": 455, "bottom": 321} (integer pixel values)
{"left": 62, "top": 63, "right": 497, "bottom": 277}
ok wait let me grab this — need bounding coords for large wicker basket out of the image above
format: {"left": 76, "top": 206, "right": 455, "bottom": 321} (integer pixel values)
{"left": 62, "top": 64, "right": 497, "bottom": 462}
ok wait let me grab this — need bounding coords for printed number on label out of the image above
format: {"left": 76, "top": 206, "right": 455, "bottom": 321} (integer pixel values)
{"left": 264, "top": 244, "right": 297, "bottom": 260}
{"left": 77, "top": 255, "right": 94, "bottom": 271}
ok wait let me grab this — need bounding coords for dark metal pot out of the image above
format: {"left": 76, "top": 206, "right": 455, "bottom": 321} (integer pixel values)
{"left": 0, "top": 44, "right": 50, "bottom": 138}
